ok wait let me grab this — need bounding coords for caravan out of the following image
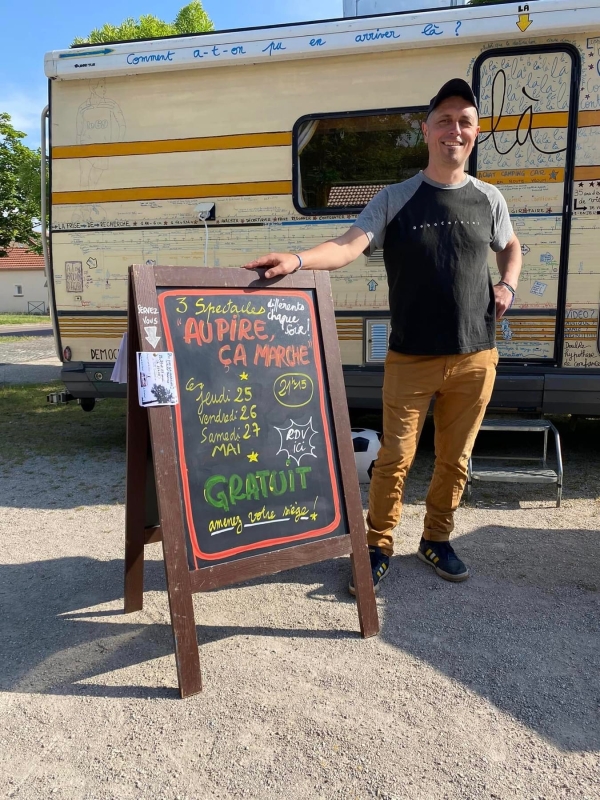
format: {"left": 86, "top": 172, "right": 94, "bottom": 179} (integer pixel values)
{"left": 43, "top": 0, "right": 600, "bottom": 413}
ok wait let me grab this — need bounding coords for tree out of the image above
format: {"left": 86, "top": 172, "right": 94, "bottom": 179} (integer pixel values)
{"left": 0, "top": 113, "right": 43, "bottom": 258}
{"left": 151, "top": 384, "right": 175, "bottom": 404}
{"left": 72, "top": 1, "right": 214, "bottom": 45}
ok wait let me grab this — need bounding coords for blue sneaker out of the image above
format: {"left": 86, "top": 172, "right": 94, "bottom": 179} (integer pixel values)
{"left": 417, "top": 538, "right": 469, "bottom": 582}
{"left": 348, "top": 546, "right": 390, "bottom": 596}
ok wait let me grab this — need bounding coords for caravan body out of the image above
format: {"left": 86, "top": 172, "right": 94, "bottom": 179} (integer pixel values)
{"left": 44, "top": 0, "right": 600, "bottom": 413}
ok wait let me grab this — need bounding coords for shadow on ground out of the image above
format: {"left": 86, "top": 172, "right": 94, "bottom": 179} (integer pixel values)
{"left": 2, "top": 520, "right": 598, "bottom": 753}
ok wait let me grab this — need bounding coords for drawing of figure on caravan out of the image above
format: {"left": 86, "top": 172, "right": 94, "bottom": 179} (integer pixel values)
{"left": 76, "top": 80, "right": 126, "bottom": 189}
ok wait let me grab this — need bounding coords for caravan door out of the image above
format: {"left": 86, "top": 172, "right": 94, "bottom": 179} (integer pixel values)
{"left": 472, "top": 46, "right": 579, "bottom": 366}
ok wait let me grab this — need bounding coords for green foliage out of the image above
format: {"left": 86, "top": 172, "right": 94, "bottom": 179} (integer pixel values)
{"left": 0, "top": 382, "right": 126, "bottom": 464}
{"left": 0, "top": 314, "right": 51, "bottom": 325}
{"left": 0, "top": 113, "right": 43, "bottom": 258}
{"left": 173, "top": 1, "right": 214, "bottom": 34}
{"left": 72, "top": 1, "right": 214, "bottom": 45}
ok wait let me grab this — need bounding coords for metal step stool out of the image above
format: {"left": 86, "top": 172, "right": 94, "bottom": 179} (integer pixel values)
{"left": 466, "top": 419, "right": 563, "bottom": 507}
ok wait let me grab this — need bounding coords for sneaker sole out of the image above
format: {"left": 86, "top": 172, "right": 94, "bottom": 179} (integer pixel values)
{"left": 417, "top": 550, "right": 470, "bottom": 582}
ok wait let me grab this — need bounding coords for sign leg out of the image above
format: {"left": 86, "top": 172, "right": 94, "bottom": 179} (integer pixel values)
{"left": 349, "top": 536, "right": 380, "bottom": 639}
{"left": 163, "top": 561, "right": 203, "bottom": 698}
{"left": 124, "top": 278, "right": 147, "bottom": 613}
{"left": 124, "top": 406, "right": 148, "bottom": 612}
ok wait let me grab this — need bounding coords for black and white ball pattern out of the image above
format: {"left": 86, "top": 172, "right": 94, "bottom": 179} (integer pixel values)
{"left": 350, "top": 428, "right": 382, "bottom": 483}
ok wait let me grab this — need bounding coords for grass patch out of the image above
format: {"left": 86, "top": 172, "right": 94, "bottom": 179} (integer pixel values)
{"left": 0, "top": 382, "right": 126, "bottom": 463}
{"left": 0, "top": 336, "right": 41, "bottom": 344}
{"left": 0, "top": 313, "right": 51, "bottom": 325}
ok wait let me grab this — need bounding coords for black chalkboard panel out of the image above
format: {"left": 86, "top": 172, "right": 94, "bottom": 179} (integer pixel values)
{"left": 157, "top": 288, "right": 347, "bottom": 569}
{"left": 125, "top": 265, "right": 379, "bottom": 698}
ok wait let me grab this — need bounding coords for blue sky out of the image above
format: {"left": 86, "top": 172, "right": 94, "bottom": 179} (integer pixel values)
{"left": 0, "top": 1, "right": 343, "bottom": 147}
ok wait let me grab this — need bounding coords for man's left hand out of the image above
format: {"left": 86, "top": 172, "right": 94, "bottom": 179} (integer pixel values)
{"left": 494, "top": 283, "right": 514, "bottom": 320}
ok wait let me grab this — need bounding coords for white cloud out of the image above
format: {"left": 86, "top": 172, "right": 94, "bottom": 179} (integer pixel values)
{"left": 0, "top": 85, "right": 48, "bottom": 148}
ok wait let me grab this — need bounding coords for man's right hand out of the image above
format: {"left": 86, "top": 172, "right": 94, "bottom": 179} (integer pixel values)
{"left": 241, "top": 253, "right": 300, "bottom": 280}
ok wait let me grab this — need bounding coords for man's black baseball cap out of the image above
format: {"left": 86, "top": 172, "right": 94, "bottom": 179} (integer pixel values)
{"left": 426, "top": 78, "right": 478, "bottom": 118}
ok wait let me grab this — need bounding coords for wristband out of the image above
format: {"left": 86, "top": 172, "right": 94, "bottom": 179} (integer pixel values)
{"left": 498, "top": 280, "right": 515, "bottom": 296}
{"left": 292, "top": 254, "right": 303, "bottom": 272}
{"left": 498, "top": 280, "right": 515, "bottom": 308}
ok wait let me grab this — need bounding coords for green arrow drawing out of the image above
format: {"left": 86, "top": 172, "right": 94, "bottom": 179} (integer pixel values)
{"left": 59, "top": 48, "right": 114, "bottom": 59}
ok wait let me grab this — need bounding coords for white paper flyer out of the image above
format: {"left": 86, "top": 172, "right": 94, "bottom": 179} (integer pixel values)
{"left": 136, "top": 351, "right": 179, "bottom": 407}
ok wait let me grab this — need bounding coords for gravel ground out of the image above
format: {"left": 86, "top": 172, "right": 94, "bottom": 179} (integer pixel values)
{"left": 0, "top": 337, "right": 61, "bottom": 385}
{"left": 1, "top": 339, "right": 599, "bottom": 799}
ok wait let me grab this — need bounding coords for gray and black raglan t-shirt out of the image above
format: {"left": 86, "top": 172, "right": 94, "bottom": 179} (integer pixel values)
{"left": 353, "top": 172, "right": 514, "bottom": 355}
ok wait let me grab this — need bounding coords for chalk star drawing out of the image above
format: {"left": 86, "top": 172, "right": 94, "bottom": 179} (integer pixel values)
{"left": 275, "top": 418, "right": 318, "bottom": 465}
{"left": 240, "top": 372, "right": 249, "bottom": 380}
{"left": 310, "top": 512, "right": 318, "bottom": 521}
{"left": 247, "top": 451, "right": 259, "bottom": 462}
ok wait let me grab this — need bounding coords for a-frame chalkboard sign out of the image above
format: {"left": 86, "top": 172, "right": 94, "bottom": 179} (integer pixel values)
{"left": 124, "top": 264, "right": 379, "bottom": 698}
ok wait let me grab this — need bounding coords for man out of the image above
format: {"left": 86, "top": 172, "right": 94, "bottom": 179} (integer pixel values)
{"left": 243, "top": 79, "right": 522, "bottom": 592}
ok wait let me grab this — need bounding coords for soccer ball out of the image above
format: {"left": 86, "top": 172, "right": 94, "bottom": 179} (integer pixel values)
{"left": 351, "top": 428, "right": 381, "bottom": 484}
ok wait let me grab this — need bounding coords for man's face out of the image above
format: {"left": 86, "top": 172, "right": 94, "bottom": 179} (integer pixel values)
{"left": 422, "top": 96, "right": 480, "bottom": 170}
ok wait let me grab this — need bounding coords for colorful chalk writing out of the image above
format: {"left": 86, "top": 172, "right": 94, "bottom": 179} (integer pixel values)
{"left": 157, "top": 288, "right": 346, "bottom": 568}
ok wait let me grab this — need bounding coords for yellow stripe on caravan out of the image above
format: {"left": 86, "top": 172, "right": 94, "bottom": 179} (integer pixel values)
{"left": 52, "top": 180, "right": 292, "bottom": 206}
{"left": 52, "top": 132, "right": 293, "bottom": 160}
{"left": 478, "top": 168, "right": 564, "bottom": 185}
{"left": 60, "top": 331, "right": 126, "bottom": 338}
{"left": 336, "top": 318, "right": 363, "bottom": 341}
{"left": 573, "top": 166, "right": 600, "bottom": 181}
{"left": 60, "top": 325, "right": 126, "bottom": 331}
{"left": 578, "top": 110, "right": 600, "bottom": 128}
{"left": 478, "top": 112, "right": 568, "bottom": 133}
{"left": 59, "top": 316, "right": 127, "bottom": 338}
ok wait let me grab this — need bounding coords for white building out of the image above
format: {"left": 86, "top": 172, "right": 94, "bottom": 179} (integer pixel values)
{"left": 343, "top": 0, "right": 466, "bottom": 14}
{"left": 0, "top": 246, "right": 48, "bottom": 314}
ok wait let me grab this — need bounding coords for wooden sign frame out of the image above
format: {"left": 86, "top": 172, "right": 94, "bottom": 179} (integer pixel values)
{"left": 124, "top": 264, "right": 379, "bottom": 698}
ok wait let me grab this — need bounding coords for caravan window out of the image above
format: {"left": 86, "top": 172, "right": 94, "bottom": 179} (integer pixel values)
{"left": 294, "top": 108, "right": 428, "bottom": 214}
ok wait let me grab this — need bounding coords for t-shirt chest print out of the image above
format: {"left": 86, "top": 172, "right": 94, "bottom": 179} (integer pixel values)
{"left": 388, "top": 184, "right": 493, "bottom": 258}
